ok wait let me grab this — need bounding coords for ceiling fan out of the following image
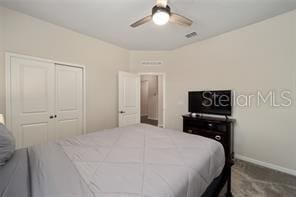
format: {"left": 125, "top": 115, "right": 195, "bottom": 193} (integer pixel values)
{"left": 130, "top": 0, "right": 193, "bottom": 28}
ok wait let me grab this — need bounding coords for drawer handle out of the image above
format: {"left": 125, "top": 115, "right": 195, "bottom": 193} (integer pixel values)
{"left": 215, "top": 135, "right": 221, "bottom": 141}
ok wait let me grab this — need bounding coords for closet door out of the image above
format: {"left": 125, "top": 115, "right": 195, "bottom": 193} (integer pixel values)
{"left": 55, "top": 65, "right": 83, "bottom": 139}
{"left": 10, "top": 57, "right": 55, "bottom": 148}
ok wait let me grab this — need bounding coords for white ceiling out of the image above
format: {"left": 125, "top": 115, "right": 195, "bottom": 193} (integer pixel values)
{"left": 1, "top": 0, "right": 296, "bottom": 50}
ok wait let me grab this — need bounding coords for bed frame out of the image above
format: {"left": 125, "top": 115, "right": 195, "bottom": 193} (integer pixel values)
{"left": 202, "top": 164, "right": 232, "bottom": 197}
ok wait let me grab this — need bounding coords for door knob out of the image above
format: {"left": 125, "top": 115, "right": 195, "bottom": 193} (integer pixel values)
{"left": 119, "top": 111, "right": 125, "bottom": 114}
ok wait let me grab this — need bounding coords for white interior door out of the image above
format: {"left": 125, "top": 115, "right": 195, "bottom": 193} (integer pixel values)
{"left": 55, "top": 64, "right": 83, "bottom": 139}
{"left": 10, "top": 57, "right": 55, "bottom": 148}
{"left": 118, "top": 71, "right": 140, "bottom": 127}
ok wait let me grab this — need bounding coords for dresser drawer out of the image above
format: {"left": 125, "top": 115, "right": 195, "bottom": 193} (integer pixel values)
{"left": 185, "top": 127, "right": 226, "bottom": 143}
{"left": 184, "top": 119, "right": 228, "bottom": 133}
{"left": 199, "top": 130, "right": 225, "bottom": 143}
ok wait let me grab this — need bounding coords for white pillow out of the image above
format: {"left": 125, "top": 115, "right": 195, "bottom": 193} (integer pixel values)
{"left": 0, "top": 123, "right": 15, "bottom": 165}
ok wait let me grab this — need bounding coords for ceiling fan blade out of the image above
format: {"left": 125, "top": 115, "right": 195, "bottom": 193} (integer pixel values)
{"left": 170, "top": 13, "right": 193, "bottom": 26}
{"left": 130, "top": 15, "right": 152, "bottom": 28}
{"left": 156, "top": 0, "right": 168, "bottom": 7}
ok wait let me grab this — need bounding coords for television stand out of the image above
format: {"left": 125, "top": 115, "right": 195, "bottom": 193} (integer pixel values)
{"left": 182, "top": 114, "right": 235, "bottom": 196}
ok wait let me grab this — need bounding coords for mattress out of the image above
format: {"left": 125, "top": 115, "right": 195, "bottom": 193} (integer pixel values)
{"left": 0, "top": 148, "right": 30, "bottom": 197}
{"left": 29, "top": 124, "right": 225, "bottom": 197}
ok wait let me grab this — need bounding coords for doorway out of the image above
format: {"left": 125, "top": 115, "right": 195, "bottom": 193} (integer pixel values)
{"left": 140, "top": 73, "right": 165, "bottom": 127}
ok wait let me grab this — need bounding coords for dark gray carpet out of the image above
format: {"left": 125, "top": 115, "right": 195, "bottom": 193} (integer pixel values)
{"left": 221, "top": 160, "right": 296, "bottom": 197}
{"left": 141, "top": 116, "right": 158, "bottom": 126}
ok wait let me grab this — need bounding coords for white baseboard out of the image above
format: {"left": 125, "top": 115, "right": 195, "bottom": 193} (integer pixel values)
{"left": 235, "top": 154, "right": 296, "bottom": 176}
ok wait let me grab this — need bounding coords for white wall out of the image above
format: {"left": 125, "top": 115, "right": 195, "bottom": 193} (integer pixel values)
{"left": 0, "top": 7, "right": 5, "bottom": 116}
{"left": 130, "top": 10, "right": 296, "bottom": 172}
{"left": 0, "top": 7, "right": 129, "bottom": 132}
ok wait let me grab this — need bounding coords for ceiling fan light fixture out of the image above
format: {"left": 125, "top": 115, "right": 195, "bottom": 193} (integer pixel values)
{"left": 130, "top": 2, "right": 193, "bottom": 28}
{"left": 152, "top": 10, "right": 170, "bottom": 26}
{"left": 152, "top": 6, "right": 171, "bottom": 26}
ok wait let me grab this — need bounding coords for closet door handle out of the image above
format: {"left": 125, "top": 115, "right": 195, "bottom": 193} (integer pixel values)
{"left": 54, "top": 115, "right": 57, "bottom": 118}
{"left": 49, "top": 115, "right": 54, "bottom": 119}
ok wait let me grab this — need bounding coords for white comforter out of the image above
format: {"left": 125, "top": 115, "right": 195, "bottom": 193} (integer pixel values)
{"left": 59, "top": 124, "right": 225, "bottom": 197}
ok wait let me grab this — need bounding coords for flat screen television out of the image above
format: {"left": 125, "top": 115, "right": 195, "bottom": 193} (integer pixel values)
{"left": 188, "top": 90, "right": 232, "bottom": 116}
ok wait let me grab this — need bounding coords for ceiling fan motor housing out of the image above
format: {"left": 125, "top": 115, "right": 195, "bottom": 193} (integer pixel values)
{"left": 152, "top": 5, "right": 171, "bottom": 16}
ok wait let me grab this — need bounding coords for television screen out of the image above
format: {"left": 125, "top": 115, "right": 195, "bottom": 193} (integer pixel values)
{"left": 188, "top": 90, "right": 232, "bottom": 116}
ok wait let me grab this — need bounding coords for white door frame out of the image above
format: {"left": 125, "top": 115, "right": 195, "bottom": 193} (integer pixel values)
{"left": 5, "top": 52, "right": 87, "bottom": 134}
{"left": 138, "top": 72, "right": 166, "bottom": 128}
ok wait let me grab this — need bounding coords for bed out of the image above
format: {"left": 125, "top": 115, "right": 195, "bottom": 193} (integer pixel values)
{"left": 0, "top": 124, "right": 228, "bottom": 197}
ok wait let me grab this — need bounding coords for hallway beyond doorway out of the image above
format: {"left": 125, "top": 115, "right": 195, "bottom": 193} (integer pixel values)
{"left": 141, "top": 115, "right": 158, "bottom": 126}
{"left": 139, "top": 73, "right": 165, "bottom": 128}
